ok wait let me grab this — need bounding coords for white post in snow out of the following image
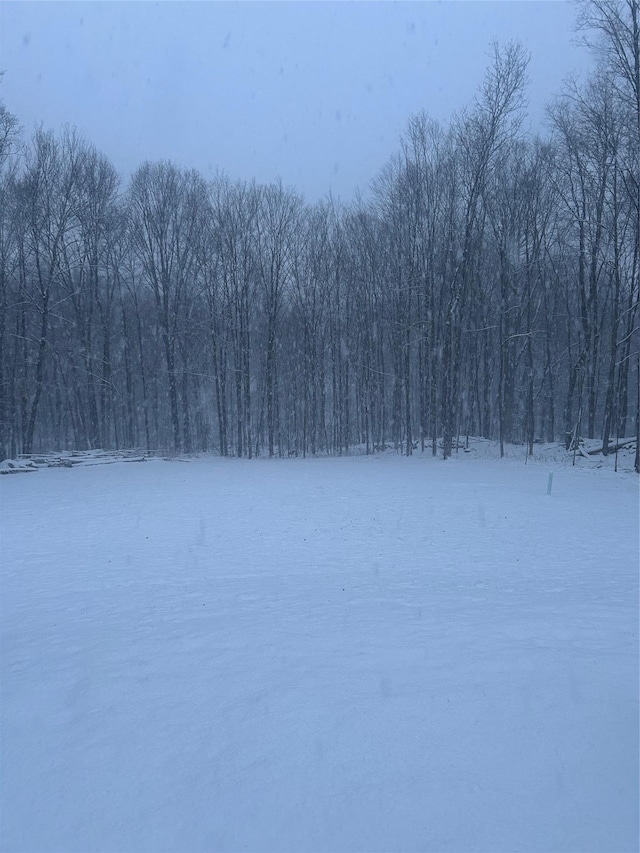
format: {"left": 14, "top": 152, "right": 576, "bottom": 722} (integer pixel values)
{"left": 547, "top": 472, "right": 554, "bottom": 496}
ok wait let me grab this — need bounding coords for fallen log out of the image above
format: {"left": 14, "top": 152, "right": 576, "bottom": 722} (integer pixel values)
{"left": 585, "top": 439, "right": 636, "bottom": 456}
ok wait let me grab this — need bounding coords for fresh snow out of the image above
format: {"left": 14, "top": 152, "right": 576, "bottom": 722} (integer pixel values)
{"left": 1, "top": 452, "right": 638, "bottom": 853}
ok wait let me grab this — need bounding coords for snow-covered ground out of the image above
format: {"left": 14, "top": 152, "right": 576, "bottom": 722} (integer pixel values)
{"left": 1, "top": 452, "right": 638, "bottom": 852}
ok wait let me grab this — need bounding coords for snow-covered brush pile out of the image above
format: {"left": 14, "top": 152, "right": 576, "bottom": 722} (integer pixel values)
{"left": 2, "top": 449, "right": 149, "bottom": 473}
{"left": 0, "top": 458, "right": 38, "bottom": 474}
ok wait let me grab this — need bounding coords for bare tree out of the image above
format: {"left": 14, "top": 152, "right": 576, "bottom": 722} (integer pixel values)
{"left": 440, "top": 41, "right": 529, "bottom": 458}
{"left": 0, "top": 102, "right": 21, "bottom": 458}
{"left": 254, "top": 181, "right": 303, "bottom": 457}
{"left": 577, "top": 0, "right": 640, "bottom": 469}
{"left": 128, "top": 162, "right": 207, "bottom": 452}
{"left": 14, "top": 129, "right": 81, "bottom": 453}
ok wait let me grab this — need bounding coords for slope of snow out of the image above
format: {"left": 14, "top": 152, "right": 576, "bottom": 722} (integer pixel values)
{"left": 1, "top": 454, "right": 638, "bottom": 852}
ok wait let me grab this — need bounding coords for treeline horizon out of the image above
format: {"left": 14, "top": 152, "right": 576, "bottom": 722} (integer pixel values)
{"left": 1, "top": 1, "right": 639, "bottom": 468}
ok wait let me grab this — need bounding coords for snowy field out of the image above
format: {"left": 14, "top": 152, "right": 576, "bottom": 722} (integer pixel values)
{"left": 1, "top": 452, "right": 638, "bottom": 853}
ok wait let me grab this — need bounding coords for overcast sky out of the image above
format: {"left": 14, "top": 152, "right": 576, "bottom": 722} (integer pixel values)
{"left": 1, "top": 1, "right": 592, "bottom": 202}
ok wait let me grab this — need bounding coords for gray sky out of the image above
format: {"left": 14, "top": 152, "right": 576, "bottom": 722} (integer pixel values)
{"left": 1, "top": 1, "right": 592, "bottom": 202}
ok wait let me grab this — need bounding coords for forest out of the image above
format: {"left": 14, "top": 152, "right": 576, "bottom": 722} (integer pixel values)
{"left": 0, "top": 0, "right": 638, "bottom": 468}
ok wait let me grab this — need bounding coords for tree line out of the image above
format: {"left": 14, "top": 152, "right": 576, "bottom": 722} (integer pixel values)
{"left": 1, "top": 1, "right": 638, "bottom": 467}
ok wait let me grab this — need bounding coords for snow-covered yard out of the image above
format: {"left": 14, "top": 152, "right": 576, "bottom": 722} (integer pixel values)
{"left": 1, "top": 452, "right": 638, "bottom": 852}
